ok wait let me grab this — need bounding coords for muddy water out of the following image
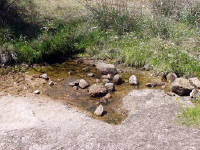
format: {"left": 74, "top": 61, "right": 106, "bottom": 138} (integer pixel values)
{"left": 28, "top": 60, "right": 169, "bottom": 125}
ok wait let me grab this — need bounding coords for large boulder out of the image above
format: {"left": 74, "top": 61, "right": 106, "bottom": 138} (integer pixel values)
{"left": 79, "top": 79, "right": 89, "bottom": 89}
{"left": 171, "top": 78, "right": 194, "bottom": 96}
{"left": 189, "top": 77, "right": 200, "bottom": 89}
{"left": 96, "top": 62, "right": 117, "bottom": 75}
{"left": 129, "top": 75, "right": 138, "bottom": 85}
{"left": 88, "top": 84, "right": 108, "bottom": 97}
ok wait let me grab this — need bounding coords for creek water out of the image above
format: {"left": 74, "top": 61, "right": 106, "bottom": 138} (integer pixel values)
{"left": 29, "top": 59, "right": 169, "bottom": 124}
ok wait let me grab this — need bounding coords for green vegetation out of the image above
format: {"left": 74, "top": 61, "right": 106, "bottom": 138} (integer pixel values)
{"left": 181, "top": 104, "right": 200, "bottom": 127}
{"left": 0, "top": 0, "right": 200, "bottom": 78}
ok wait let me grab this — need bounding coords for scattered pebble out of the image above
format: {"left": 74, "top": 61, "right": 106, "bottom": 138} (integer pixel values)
{"left": 49, "top": 81, "right": 54, "bottom": 86}
{"left": 113, "top": 74, "right": 123, "bottom": 85}
{"left": 129, "top": 75, "right": 138, "bottom": 85}
{"left": 33, "top": 90, "right": 40, "bottom": 94}
{"left": 40, "top": 73, "right": 49, "bottom": 80}
{"left": 79, "top": 79, "right": 90, "bottom": 89}
{"left": 94, "top": 104, "right": 104, "bottom": 116}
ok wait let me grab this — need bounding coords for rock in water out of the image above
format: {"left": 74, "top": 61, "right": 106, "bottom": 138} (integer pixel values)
{"left": 49, "top": 81, "right": 54, "bottom": 86}
{"left": 171, "top": 78, "right": 194, "bottom": 96}
{"left": 102, "top": 74, "right": 112, "bottom": 80}
{"left": 40, "top": 73, "right": 49, "bottom": 80}
{"left": 79, "top": 79, "right": 89, "bottom": 89}
{"left": 129, "top": 75, "right": 138, "bottom": 85}
{"left": 96, "top": 62, "right": 117, "bottom": 75}
{"left": 94, "top": 105, "right": 104, "bottom": 116}
{"left": 87, "top": 73, "right": 94, "bottom": 77}
{"left": 166, "top": 72, "right": 177, "bottom": 83}
{"left": 89, "top": 84, "right": 108, "bottom": 97}
{"left": 113, "top": 74, "right": 123, "bottom": 85}
{"left": 102, "top": 79, "right": 110, "bottom": 83}
{"left": 33, "top": 90, "right": 40, "bottom": 94}
{"left": 189, "top": 77, "right": 200, "bottom": 89}
{"left": 105, "top": 83, "right": 115, "bottom": 92}
{"left": 69, "top": 81, "right": 79, "bottom": 86}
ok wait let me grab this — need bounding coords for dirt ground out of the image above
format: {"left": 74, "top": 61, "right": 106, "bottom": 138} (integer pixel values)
{"left": 0, "top": 89, "right": 199, "bottom": 150}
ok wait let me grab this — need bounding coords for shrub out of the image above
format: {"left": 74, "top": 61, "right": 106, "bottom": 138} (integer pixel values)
{"left": 82, "top": 0, "right": 143, "bottom": 34}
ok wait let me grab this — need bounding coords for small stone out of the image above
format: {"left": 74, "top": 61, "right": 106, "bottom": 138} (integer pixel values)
{"left": 96, "top": 62, "right": 118, "bottom": 75}
{"left": 129, "top": 75, "right": 138, "bottom": 85}
{"left": 113, "top": 74, "right": 123, "bottom": 85}
{"left": 79, "top": 79, "right": 90, "bottom": 89}
{"left": 96, "top": 79, "right": 100, "bottom": 83}
{"left": 102, "top": 79, "right": 110, "bottom": 83}
{"left": 68, "top": 71, "right": 73, "bottom": 75}
{"left": 143, "top": 64, "right": 153, "bottom": 71}
{"left": 166, "top": 72, "right": 177, "bottom": 83}
{"left": 104, "top": 93, "right": 112, "bottom": 99}
{"left": 94, "top": 105, "right": 104, "bottom": 116}
{"left": 40, "top": 73, "right": 49, "bottom": 80}
{"left": 105, "top": 83, "right": 115, "bottom": 92}
{"left": 87, "top": 73, "right": 94, "bottom": 77}
{"left": 82, "top": 67, "right": 89, "bottom": 72}
{"left": 49, "top": 81, "right": 54, "bottom": 86}
{"left": 73, "top": 86, "right": 78, "bottom": 90}
{"left": 99, "top": 98, "right": 108, "bottom": 105}
{"left": 33, "top": 90, "right": 40, "bottom": 94}
{"left": 102, "top": 74, "right": 112, "bottom": 80}
{"left": 69, "top": 81, "right": 79, "bottom": 86}
{"left": 190, "top": 89, "right": 200, "bottom": 98}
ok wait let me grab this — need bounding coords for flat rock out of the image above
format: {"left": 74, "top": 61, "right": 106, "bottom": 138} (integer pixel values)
{"left": 171, "top": 78, "right": 194, "bottom": 96}
{"left": 33, "top": 90, "right": 40, "bottom": 94}
{"left": 96, "top": 62, "right": 117, "bottom": 75}
{"left": 79, "top": 79, "right": 89, "bottom": 89}
{"left": 94, "top": 104, "right": 104, "bottom": 116}
{"left": 129, "top": 75, "right": 138, "bottom": 85}
{"left": 69, "top": 80, "right": 79, "bottom": 86}
{"left": 87, "top": 73, "right": 94, "bottom": 77}
{"left": 189, "top": 77, "right": 200, "bottom": 89}
{"left": 88, "top": 84, "right": 108, "bottom": 97}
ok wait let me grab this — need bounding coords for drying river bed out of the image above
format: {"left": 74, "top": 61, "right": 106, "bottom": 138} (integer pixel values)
{"left": 0, "top": 59, "right": 170, "bottom": 124}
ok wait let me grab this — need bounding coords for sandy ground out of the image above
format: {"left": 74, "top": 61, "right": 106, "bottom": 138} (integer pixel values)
{"left": 0, "top": 89, "right": 199, "bottom": 150}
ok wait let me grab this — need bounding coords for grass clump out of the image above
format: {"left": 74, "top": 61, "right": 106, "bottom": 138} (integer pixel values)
{"left": 181, "top": 104, "right": 200, "bottom": 127}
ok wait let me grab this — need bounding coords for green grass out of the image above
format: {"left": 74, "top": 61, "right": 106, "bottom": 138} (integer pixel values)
{"left": 181, "top": 105, "right": 200, "bottom": 127}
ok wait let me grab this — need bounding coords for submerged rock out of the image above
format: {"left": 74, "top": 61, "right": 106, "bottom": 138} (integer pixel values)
{"left": 69, "top": 81, "right": 79, "bottom": 86}
{"left": 79, "top": 79, "right": 89, "bottom": 89}
{"left": 40, "top": 73, "right": 49, "bottom": 80}
{"left": 96, "top": 62, "right": 117, "bottom": 75}
{"left": 166, "top": 73, "right": 177, "bottom": 83}
{"left": 49, "top": 81, "right": 54, "bottom": 86}
{"left": 89, "top": 84, "right": 108, "bottom": 97}
{"left": 94, "top": 104, "right": 104, "bottom": 116}
{"left": 105, "top": 83, "right": 115, "bottom": 92}
{"left": 171, "top": 78, "right": 194, "bottom": 96}
{"left": 129, "top": 75, "right": 138, "bottom": 85}
{"left": 113, "top": 74, "right": 123, "bottom": 85}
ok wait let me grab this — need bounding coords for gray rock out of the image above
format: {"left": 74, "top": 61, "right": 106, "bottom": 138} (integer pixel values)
{"left": 166, "top": 73, "right": 177, "bottom": 83}
{"left": 189, "top": 77, "right": 200, "bottom": 89}
{"left": 171, "top": 78, "right": 194, "bottom": 96}
{"left": 113, "top": 74, "right": 123, "bottom": 85}
{"left": 88, "top": 84, "right": 108, "bottom": 97}
{"left": 105, "top": 83, "right": 115, "bottom": 92}
{"left": 190, "top": 89, "right": 200, "bottom": 99}
{"left": 87, "top": 73, "right": 94, "bottom": 77}
{"left": 69, "top": 81, "right": 79, "bottom": 86}
{"left": 96, "top": 62, "right": 117, "bottom": 75}
{"left": 49, "top": 81, "right": 54, "bottom": 86}
{"left": 104, "top": 93, "right": 112, "bottom": 99}
{"left": 102, "top": 79, "right": 110, "bottom": 83}
{"left": 129, "top": 75, "right": 138, "bottom": 85}
{"left": 40, "top": 73, "right": 49, "bottom": 80}
{"left": 143, "top": 64, "right": 153, "bottom": 71}
{"left": 94, "top": 104, "right": 104, "bottom": 116}
{"left": 102, "top": 74, "right": 112, "bottom": 80}
{"left": 79, "top": 79, "right": 89, "bottom": 89}
{"left": 33, "top": 90, "right": 40, "bottom": 94}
